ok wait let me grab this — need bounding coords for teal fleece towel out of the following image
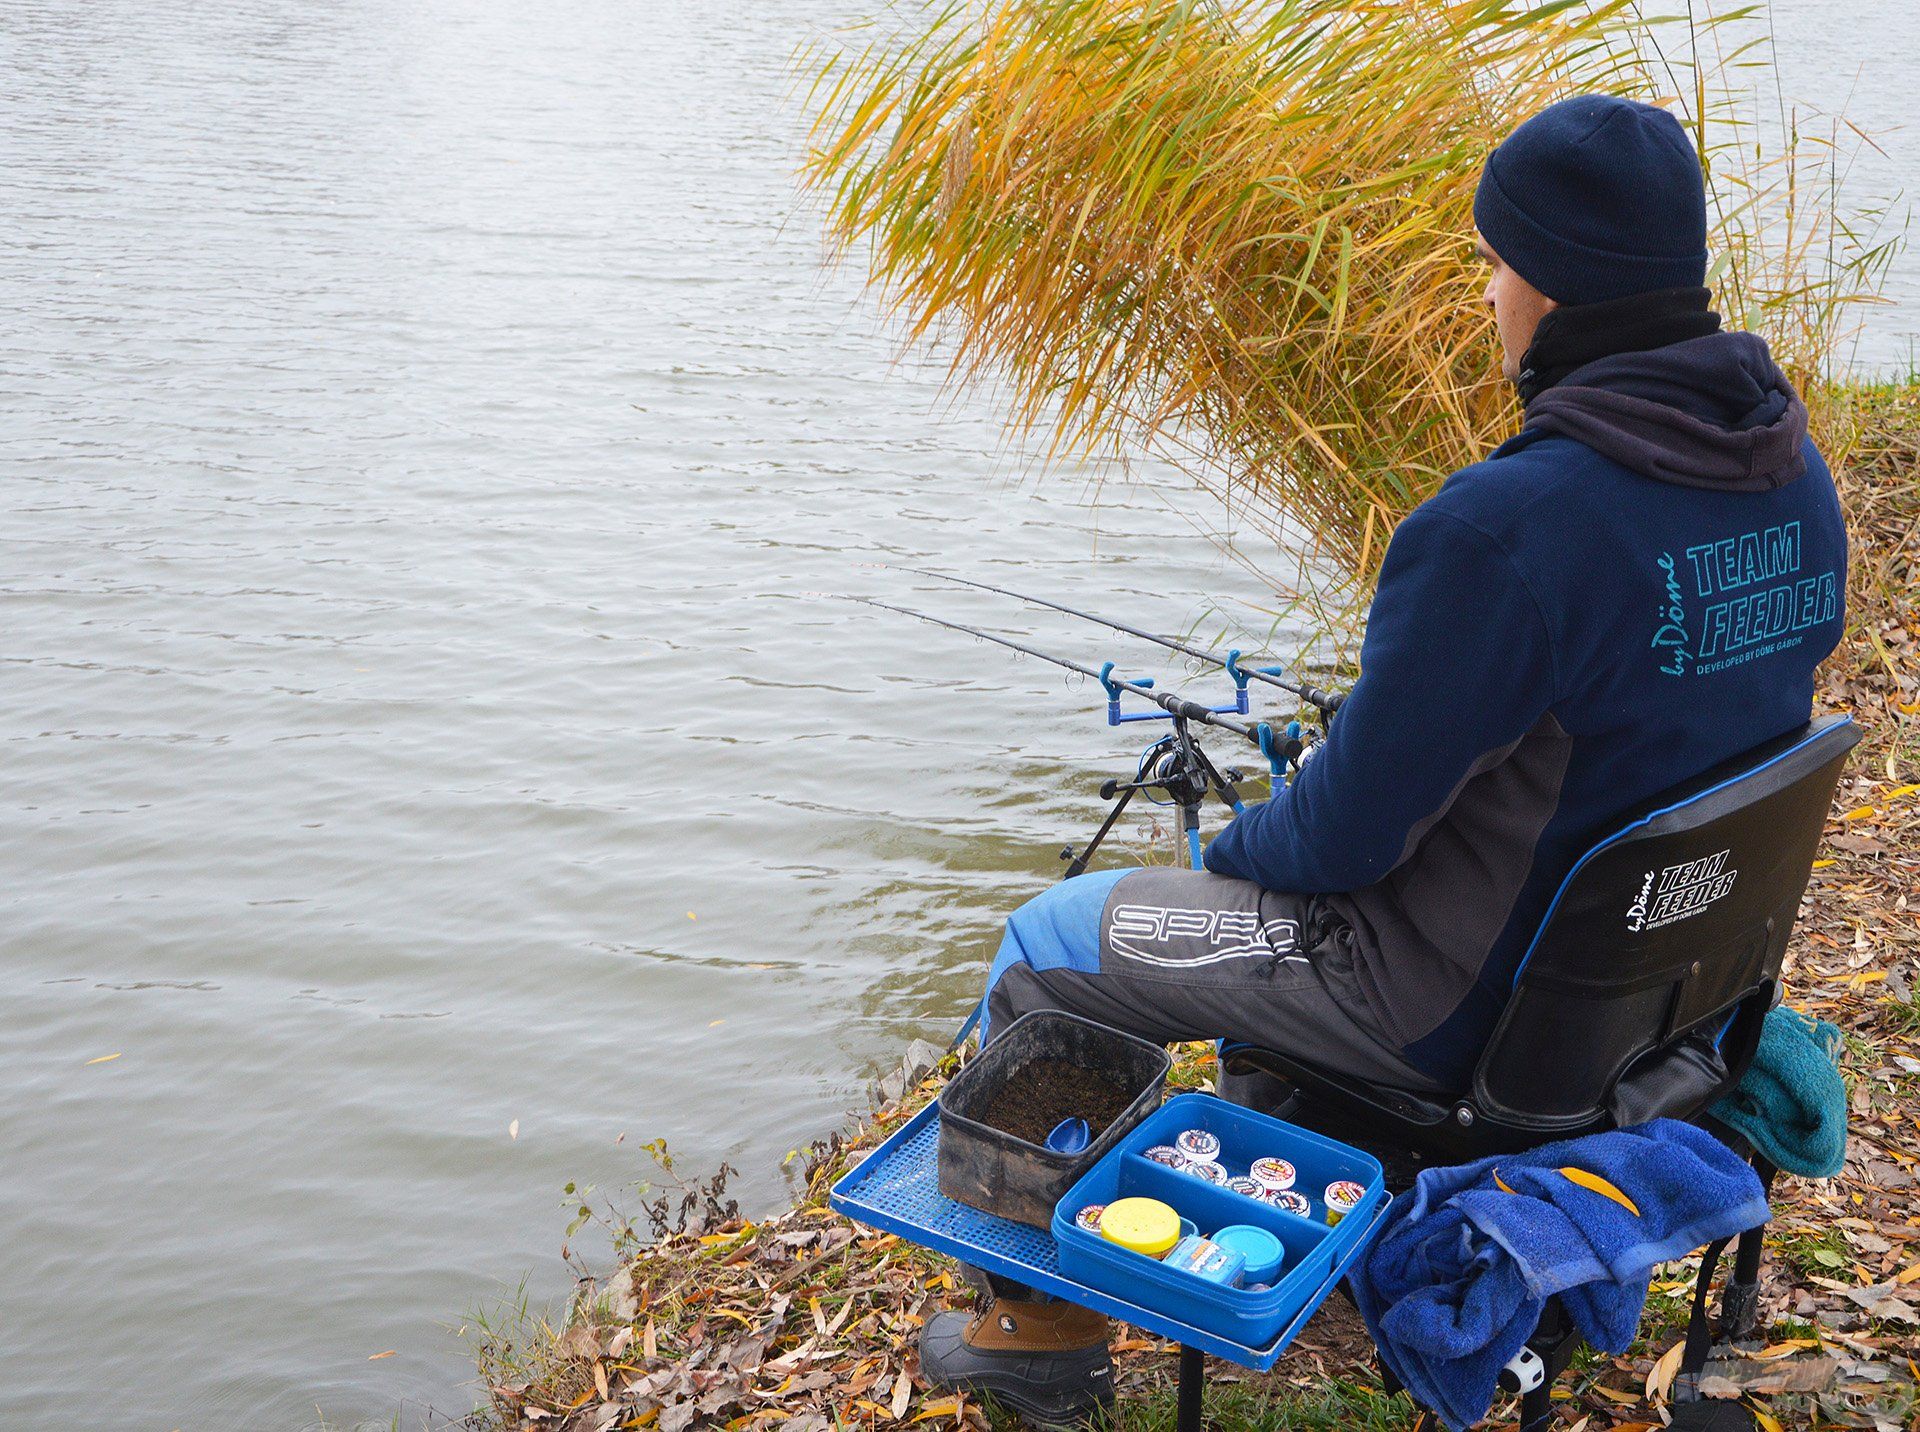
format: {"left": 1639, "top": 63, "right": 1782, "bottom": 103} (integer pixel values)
{"left": 1710, "top": 1006, "right": 1848, "bottom": 1178}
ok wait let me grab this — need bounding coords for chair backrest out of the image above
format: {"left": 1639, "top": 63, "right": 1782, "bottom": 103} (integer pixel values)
{"left": 1471, "top": 715, "right": 1858, "bottom": 1130}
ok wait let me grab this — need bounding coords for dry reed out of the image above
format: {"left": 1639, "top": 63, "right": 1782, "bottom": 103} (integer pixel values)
{"left": 803, "top": 0, "right": 1901, "bottom": 612}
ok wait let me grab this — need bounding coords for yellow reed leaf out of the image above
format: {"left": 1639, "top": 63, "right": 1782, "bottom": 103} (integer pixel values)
{"left": 1557, "top": 1167, "right": 1641, "bottom": 1217}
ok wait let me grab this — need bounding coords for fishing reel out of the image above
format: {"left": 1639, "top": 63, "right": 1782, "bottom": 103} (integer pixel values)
{"left": 1061, "top": 719, "right": 1262, "bottom": 875}
{"left": 1099, "top": 735, "right": 1238, "bottom": 808}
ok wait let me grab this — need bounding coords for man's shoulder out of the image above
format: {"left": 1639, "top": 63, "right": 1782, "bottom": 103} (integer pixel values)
{"left": 1417, "top": 431, "right": 1593, "bottom": 541}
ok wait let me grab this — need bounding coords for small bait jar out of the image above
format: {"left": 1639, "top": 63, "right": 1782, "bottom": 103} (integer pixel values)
{"left": 1210, "top": 1224, "right": 1285, "bottom": 1285}
{"left": 1324, "top": 1180, "right": 1367, "bottom": 1226}
{"left": 1098, "top": 1197, "right": 1182, "bottom": 1258}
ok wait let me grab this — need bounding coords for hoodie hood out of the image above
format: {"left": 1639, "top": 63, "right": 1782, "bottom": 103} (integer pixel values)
{"left": 1521, "top": 330, "right": 1809, "bottom": 491}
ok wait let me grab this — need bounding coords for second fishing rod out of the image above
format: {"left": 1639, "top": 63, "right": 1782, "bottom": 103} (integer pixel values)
{"left": 851, "top": 597, "right": 1294, "bottom": 760}
{"left": 902, "top": 568, "right": 1345, "bottom": 718}
{"left": 851, "top": 595, "right": 1314, "bottom": 874}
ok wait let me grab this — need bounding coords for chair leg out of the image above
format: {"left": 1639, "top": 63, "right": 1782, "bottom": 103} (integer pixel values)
{"left": 1517, "top": 1382, "right": 1553, "bottom": 1432}
{"left": 1720, "top": 1161, "right": 1775, "bottom": 1344}
{"left": 1719, "top": 1222, "right": 1766, "bottom": 1342}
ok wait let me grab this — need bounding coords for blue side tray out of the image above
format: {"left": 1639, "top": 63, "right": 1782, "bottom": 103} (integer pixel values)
{"left": 829, "top": 1099, "right": 1390, "bottom": 1370}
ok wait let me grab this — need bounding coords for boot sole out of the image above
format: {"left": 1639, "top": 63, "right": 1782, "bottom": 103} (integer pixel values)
{"left": 955, "top": 1373, "right": 1113, "bottom": 1430}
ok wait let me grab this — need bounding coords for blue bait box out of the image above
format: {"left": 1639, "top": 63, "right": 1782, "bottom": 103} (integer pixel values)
{"left": 1051, "top": 1093, "right": 1387, "bottom": 1345}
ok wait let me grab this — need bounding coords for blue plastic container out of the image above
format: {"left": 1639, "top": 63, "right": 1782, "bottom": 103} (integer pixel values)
{"left": 1212, "top": 1224, "right": 1284, "bottom": 1284}
{"left": 1051, "top": 1094, "right": 1387, "bottom": 1344}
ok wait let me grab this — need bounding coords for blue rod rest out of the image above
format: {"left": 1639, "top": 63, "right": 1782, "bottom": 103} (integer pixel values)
{"left": 1100, "top": 661, "right": 1243, "bottom": 726}
{"left": 1222, "top": 650, "right": 1252, "bottom": 715}
{"left": 1256, "top": 722, "right": 1285, "bottom": 777}
{"left": 1186, "top": 825, "right": 1204, "bottom": 871}
{"left": 1100, "top": 661, "right": 1154, "bottom": 725}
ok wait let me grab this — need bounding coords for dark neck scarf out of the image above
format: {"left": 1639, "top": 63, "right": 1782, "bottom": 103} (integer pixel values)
{"left": 1516, "top": 286, "right": 1721, "bottom": 407}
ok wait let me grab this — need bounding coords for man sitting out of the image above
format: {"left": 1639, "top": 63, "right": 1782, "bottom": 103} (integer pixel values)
{"left": 920, "top": 93, "right": 1848, "bottom": 1427}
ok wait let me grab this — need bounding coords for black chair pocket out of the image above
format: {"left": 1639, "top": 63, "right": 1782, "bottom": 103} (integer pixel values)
{"left": 1609, "top": 1033, "right": 1730, "bottom": 1127}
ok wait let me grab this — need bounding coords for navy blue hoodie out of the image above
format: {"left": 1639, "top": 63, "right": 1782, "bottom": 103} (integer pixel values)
{"left": 1203, "top": 328, "right": 1847, "bottom": 1086}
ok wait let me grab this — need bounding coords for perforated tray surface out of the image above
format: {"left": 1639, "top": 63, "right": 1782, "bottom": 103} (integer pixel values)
{"left": 829, "top": 1100, "right": 1386, "bottom": 1369}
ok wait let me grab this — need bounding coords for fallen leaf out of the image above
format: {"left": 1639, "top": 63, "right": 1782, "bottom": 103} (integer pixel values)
{"left": 1646, "top": 1338, "right": 1685, "bottom": 1402}
{"left": 84, "top": 1053, "right": 122, "bottom": 1066}
{"left": 890, "top": 1368, "right": 912, "bottom": 1417}
{"left": 1749, "top": 1339, "right": 1819, "bottom": 1359}
{"left": 1829, "top": 832, "right": 1888, "bottom": 855}
{"left": 368, "top": 1350, "right": 396, "bottom": 1360}
{"left": 509, "top": 1119, "right": 519, "bottom": 1140}
{"left": 1558, "top": 1167, "right": 1641, "bottom": 1216}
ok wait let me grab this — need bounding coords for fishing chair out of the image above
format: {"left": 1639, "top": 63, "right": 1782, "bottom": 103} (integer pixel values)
{"left": 1222, "top": 714, "right": 1858, "bottom": 1431}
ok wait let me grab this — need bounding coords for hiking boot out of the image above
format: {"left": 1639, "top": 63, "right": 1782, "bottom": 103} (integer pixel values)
{"left": 918, "top": 1294, "right": 1113, "bottom": 1429}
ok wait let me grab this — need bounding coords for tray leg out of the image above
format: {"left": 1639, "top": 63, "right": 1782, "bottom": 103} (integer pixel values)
{"left": 1177, "top": 1344, "right": 1205, "bottom": 1432}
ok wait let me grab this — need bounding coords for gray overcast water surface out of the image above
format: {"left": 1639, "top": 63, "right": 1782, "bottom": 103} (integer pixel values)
{"left": 0, "top": 2, "right": 1912, "bottom": 1426}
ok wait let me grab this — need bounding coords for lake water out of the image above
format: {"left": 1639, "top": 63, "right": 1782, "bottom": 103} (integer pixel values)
{"left": 0, "top": 2, "right": 1911, "bottom": 1427}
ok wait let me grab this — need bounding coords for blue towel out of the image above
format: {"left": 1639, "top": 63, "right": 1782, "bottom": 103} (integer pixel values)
{"left": 1710, "top": 1005, "right": 1849, "bottom": 1178}
{"left": 1351, "top": 1120, "right": 1768, "bottom": 1431}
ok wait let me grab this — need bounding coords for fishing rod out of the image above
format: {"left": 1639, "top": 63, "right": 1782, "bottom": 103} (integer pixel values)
{"left": 851, "top": 595, "right": 1311, "bottom": 872}
{"left": 903, "top": 568, "right": 1345, "bottom": 717}
{"left": 852, "top": 597, "right": 1278, "bottom": 751}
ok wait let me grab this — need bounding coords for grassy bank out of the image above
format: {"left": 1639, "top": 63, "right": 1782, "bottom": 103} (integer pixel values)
{"left": 468, "top": 386, "right": 1918, "bottom": 1431}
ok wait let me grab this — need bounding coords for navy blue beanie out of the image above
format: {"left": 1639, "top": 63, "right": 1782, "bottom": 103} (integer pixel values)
{"left": 1474, "top": 94, "right": 1708, "bottom": 306}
